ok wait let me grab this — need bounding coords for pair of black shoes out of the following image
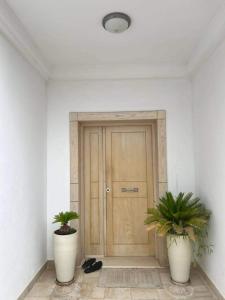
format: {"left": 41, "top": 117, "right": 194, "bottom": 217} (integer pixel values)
{"left": 82, "top": 258, "right": 103, "bottom": 273}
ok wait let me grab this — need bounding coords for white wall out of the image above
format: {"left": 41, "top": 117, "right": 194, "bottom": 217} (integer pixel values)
{"left": 192, "top": 39, "right": 225, "bottom": 297}
{"left": 0, "top": 33, "right": 47, "bottom": 299}
{"left": 47, "top": 78, "right": 195, "bottom": 258}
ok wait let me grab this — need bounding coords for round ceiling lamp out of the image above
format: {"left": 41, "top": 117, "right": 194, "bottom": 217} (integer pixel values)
{"left": 102, "top": 12, "right": 131, "bottom": 33}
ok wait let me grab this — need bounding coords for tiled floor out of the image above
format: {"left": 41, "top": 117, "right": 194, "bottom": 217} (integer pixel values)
{"left": 24, "top": 265, "right": 219, "bottom": 300}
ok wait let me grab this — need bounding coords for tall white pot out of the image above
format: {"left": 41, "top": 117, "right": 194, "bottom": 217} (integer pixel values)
{"left": 167, "top": 234, "right": 192, "bottom": 284}
{"left": 53, "top": 232, "right": 77, "bottom": 284}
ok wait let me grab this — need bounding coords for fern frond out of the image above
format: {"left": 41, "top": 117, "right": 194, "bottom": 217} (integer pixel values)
{"left": 144, "top": 192, "right": 212, "bottom": 257}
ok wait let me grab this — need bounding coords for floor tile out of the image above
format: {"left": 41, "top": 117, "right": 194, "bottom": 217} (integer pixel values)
{"left": 192, "top": 285, "right": 217, "bottom": 299}
{"left": 131, "top": 287, "right": 158, "bottom": 299}
{"left": 90, "top": 286, "right": 105, "bottom": 298}
{"left": 82, "top": 273, "right": 100, "bottom": 285}
{"left": 38, "top": 270, "right": 56, "bottom": 284}
{"left": 23, "top": 266, "right": 220, "bottom": 300}
{"left": 51, "top": 283, "right": 75, "bottom": 296}
{"left": 157, "top": 288, "right": 176, "bottom": 300}
{"left": 79, "top": 298, "right": 103, "bottom": 300}
{"left": 104, "top": 287, "right": 131, "bottom": 299}
{"left": 80, "top": 282, "right": 95, "bottom": 297}
{"left": 26, "top": 282, "right": 55, "bottom": 297}
{"left": 25, "top": 298, "right": 50, "bottom": 300}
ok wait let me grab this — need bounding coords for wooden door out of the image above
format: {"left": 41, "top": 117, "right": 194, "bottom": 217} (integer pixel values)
{"left": 84, "top": 124, "right": 156, "bottom": 257}
{"left": 105, "top": 126, "right": 155, "bottom": 256}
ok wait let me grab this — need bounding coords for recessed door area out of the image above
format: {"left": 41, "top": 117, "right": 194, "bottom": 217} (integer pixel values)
{"left": 70, "top": 111, "right": 168, "bottom": 266}
{"left": 83, "top": 124, "right": 157, "bottom": 257}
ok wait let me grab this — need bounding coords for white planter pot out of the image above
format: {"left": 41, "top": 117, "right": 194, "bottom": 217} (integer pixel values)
{"left": 167, "top": 234, "right": 192, "bottom": 284}
{"left": 53, "top": 232, "right": 77, "bottom": 284}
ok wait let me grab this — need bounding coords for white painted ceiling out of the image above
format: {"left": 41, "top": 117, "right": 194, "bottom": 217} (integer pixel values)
{"left": 6, "top": 0, "right": 224, "bottom": 68}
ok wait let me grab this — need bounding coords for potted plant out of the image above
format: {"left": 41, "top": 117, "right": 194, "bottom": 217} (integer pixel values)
{"left": 53, "top": 211, "right": 79, "bottom": 285}
{"left": 145, "top": 192, "right": 211, "bottom": 284}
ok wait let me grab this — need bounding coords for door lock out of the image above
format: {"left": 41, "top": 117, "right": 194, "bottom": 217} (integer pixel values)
{"left": 106, "top": 187, "right": 111, "bottom": 193}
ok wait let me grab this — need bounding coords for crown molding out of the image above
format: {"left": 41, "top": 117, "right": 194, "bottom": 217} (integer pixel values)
{"left": 50, "top": 63, "right": 188, "bottom": 80}
{"left": 188, "top": 3, "right": 225, "bottom": 76}
{"left": 0, "top": 0, "right": 50, "bottom": 79}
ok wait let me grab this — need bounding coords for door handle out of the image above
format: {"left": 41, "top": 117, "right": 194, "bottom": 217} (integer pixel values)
{"left": 121, "top": 187, "right": 139, "bottom": 192}
{"left": 106, "top": 187, "right": 111, "bottom": 193}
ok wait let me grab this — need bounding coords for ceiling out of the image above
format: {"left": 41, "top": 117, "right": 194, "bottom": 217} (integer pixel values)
{"left": 5, "top": 0, "right": 224, "bottom": 70}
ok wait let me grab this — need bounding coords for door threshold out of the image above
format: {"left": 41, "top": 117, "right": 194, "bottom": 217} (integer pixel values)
{"left": 86, "top": 256, "right": 162, "bottom": 269}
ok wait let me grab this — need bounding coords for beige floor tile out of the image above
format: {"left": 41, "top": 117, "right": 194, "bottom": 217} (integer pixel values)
{"left": 79, "top": 284, "right": 104, "bottom": 298}
{"left": 131, "top": 288, "right": 158, "bottom": 299}
{"left": 104, "top": 287, "right": 131, "bottom": 299}
{"left": 104, "top": 299, "right": 126, "bottom": 300}
{"left": 50, "top": 283, "right": 80, "bottom": 300}
{"left": 25, "top": 298, "right": 50, "bottom": 300}
{"left": 74, "top": 269, "right": 84, "bottom": 284}
{"left": 46, "top": 261, "right": 55, "bottom": 270}
{"left": 51, "top": 284, "right": 75, "bottom": 296}
{"left": 50, "top": 297, "right": 78, "bottom": 300}
{"left": 26, "top": 282, "right": 55, "bottom": 297}
{"left": 38, "top": 270, "right": 56, "bottom": 284}
{"left": 81, "top": 269, "right": 100, "bottom": 284}
{"left": 190, "top": 297, "right": 217, "bottom": 300}
{"left": 190, "top": 272, "right": 204, "bottom": 286}
{"left": 157, "top": 288, "right": 176, "bottom": 300}
{"left": 192, "top": 285, "right": 217, "bottom": 299}
{"left": 79, "top": 298, "right": 103, "bottom": 300}
{"left": 90, "top": 286, "right": 105, "bottom": 298}
{"left": 80, "top": 282, "right": 95, "bottom": 297}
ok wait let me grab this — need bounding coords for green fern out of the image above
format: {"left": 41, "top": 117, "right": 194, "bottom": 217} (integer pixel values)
{"left": 53, "top": 211, "right": 79, "bottom": 225}
{"left": 144, "top": 192, "right": 212, "bottom": 257}
{"left": 53, "top": 211, "right": 79, "bottom": 235}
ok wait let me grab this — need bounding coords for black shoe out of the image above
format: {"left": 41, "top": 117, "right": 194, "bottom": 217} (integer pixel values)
{"left": 82, "top": 258, "right": 96, "bottom": 269}
{"left": 84, "top": 261, "right": 103, "bottom": 273}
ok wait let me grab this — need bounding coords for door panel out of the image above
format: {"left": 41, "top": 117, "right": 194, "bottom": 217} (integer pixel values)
{"left": 113, "top": 197, "right": 149, "bottom": 244}
{"left": 111, "top": 131, "right": 147, "bottom": 181}
{"left": 106, "top": 126, "right": 155, "bottom": 256}
{"left": 84, "top": 127, "right": 104, "bottom": 255}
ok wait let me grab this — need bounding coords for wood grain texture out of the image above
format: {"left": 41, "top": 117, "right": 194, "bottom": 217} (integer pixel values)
{"left": 70, "top": 201, "right": 80, "bottom": 214}
{"left": 155, "top": 119, "right": 168, "bottom": 265}
{"left": 78, "top": 111, "right": 158, "bottom": 121}
{"left": 70, "top": 201, "right": 80, "bottom": 233}
{"left": 157, "top": 119, "right": 167, "bottom": 183}
{"left": 158, "top": 182, "right": 168, "bottom": 198}
{"left": 84, "top": 127, "right": 104, "bottom": 255}
{"left": 106, "top": 126, "right": 155, "bottom": 256}
{"left": 157, "top": 110, "right": 166, "bottom": 120}
{"left": 70, "top": 121, "right": 79, "bottom": 183}
{"left": 70, "top": 183, "right": 79, "bottom": 202}
{"left": 78, "top": 125, "right": 85, "bottom": 264}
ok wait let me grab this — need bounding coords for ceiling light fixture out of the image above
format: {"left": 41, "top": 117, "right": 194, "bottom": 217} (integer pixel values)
{"left": 102, "top": 12, "right": 131, "bottom": 33}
